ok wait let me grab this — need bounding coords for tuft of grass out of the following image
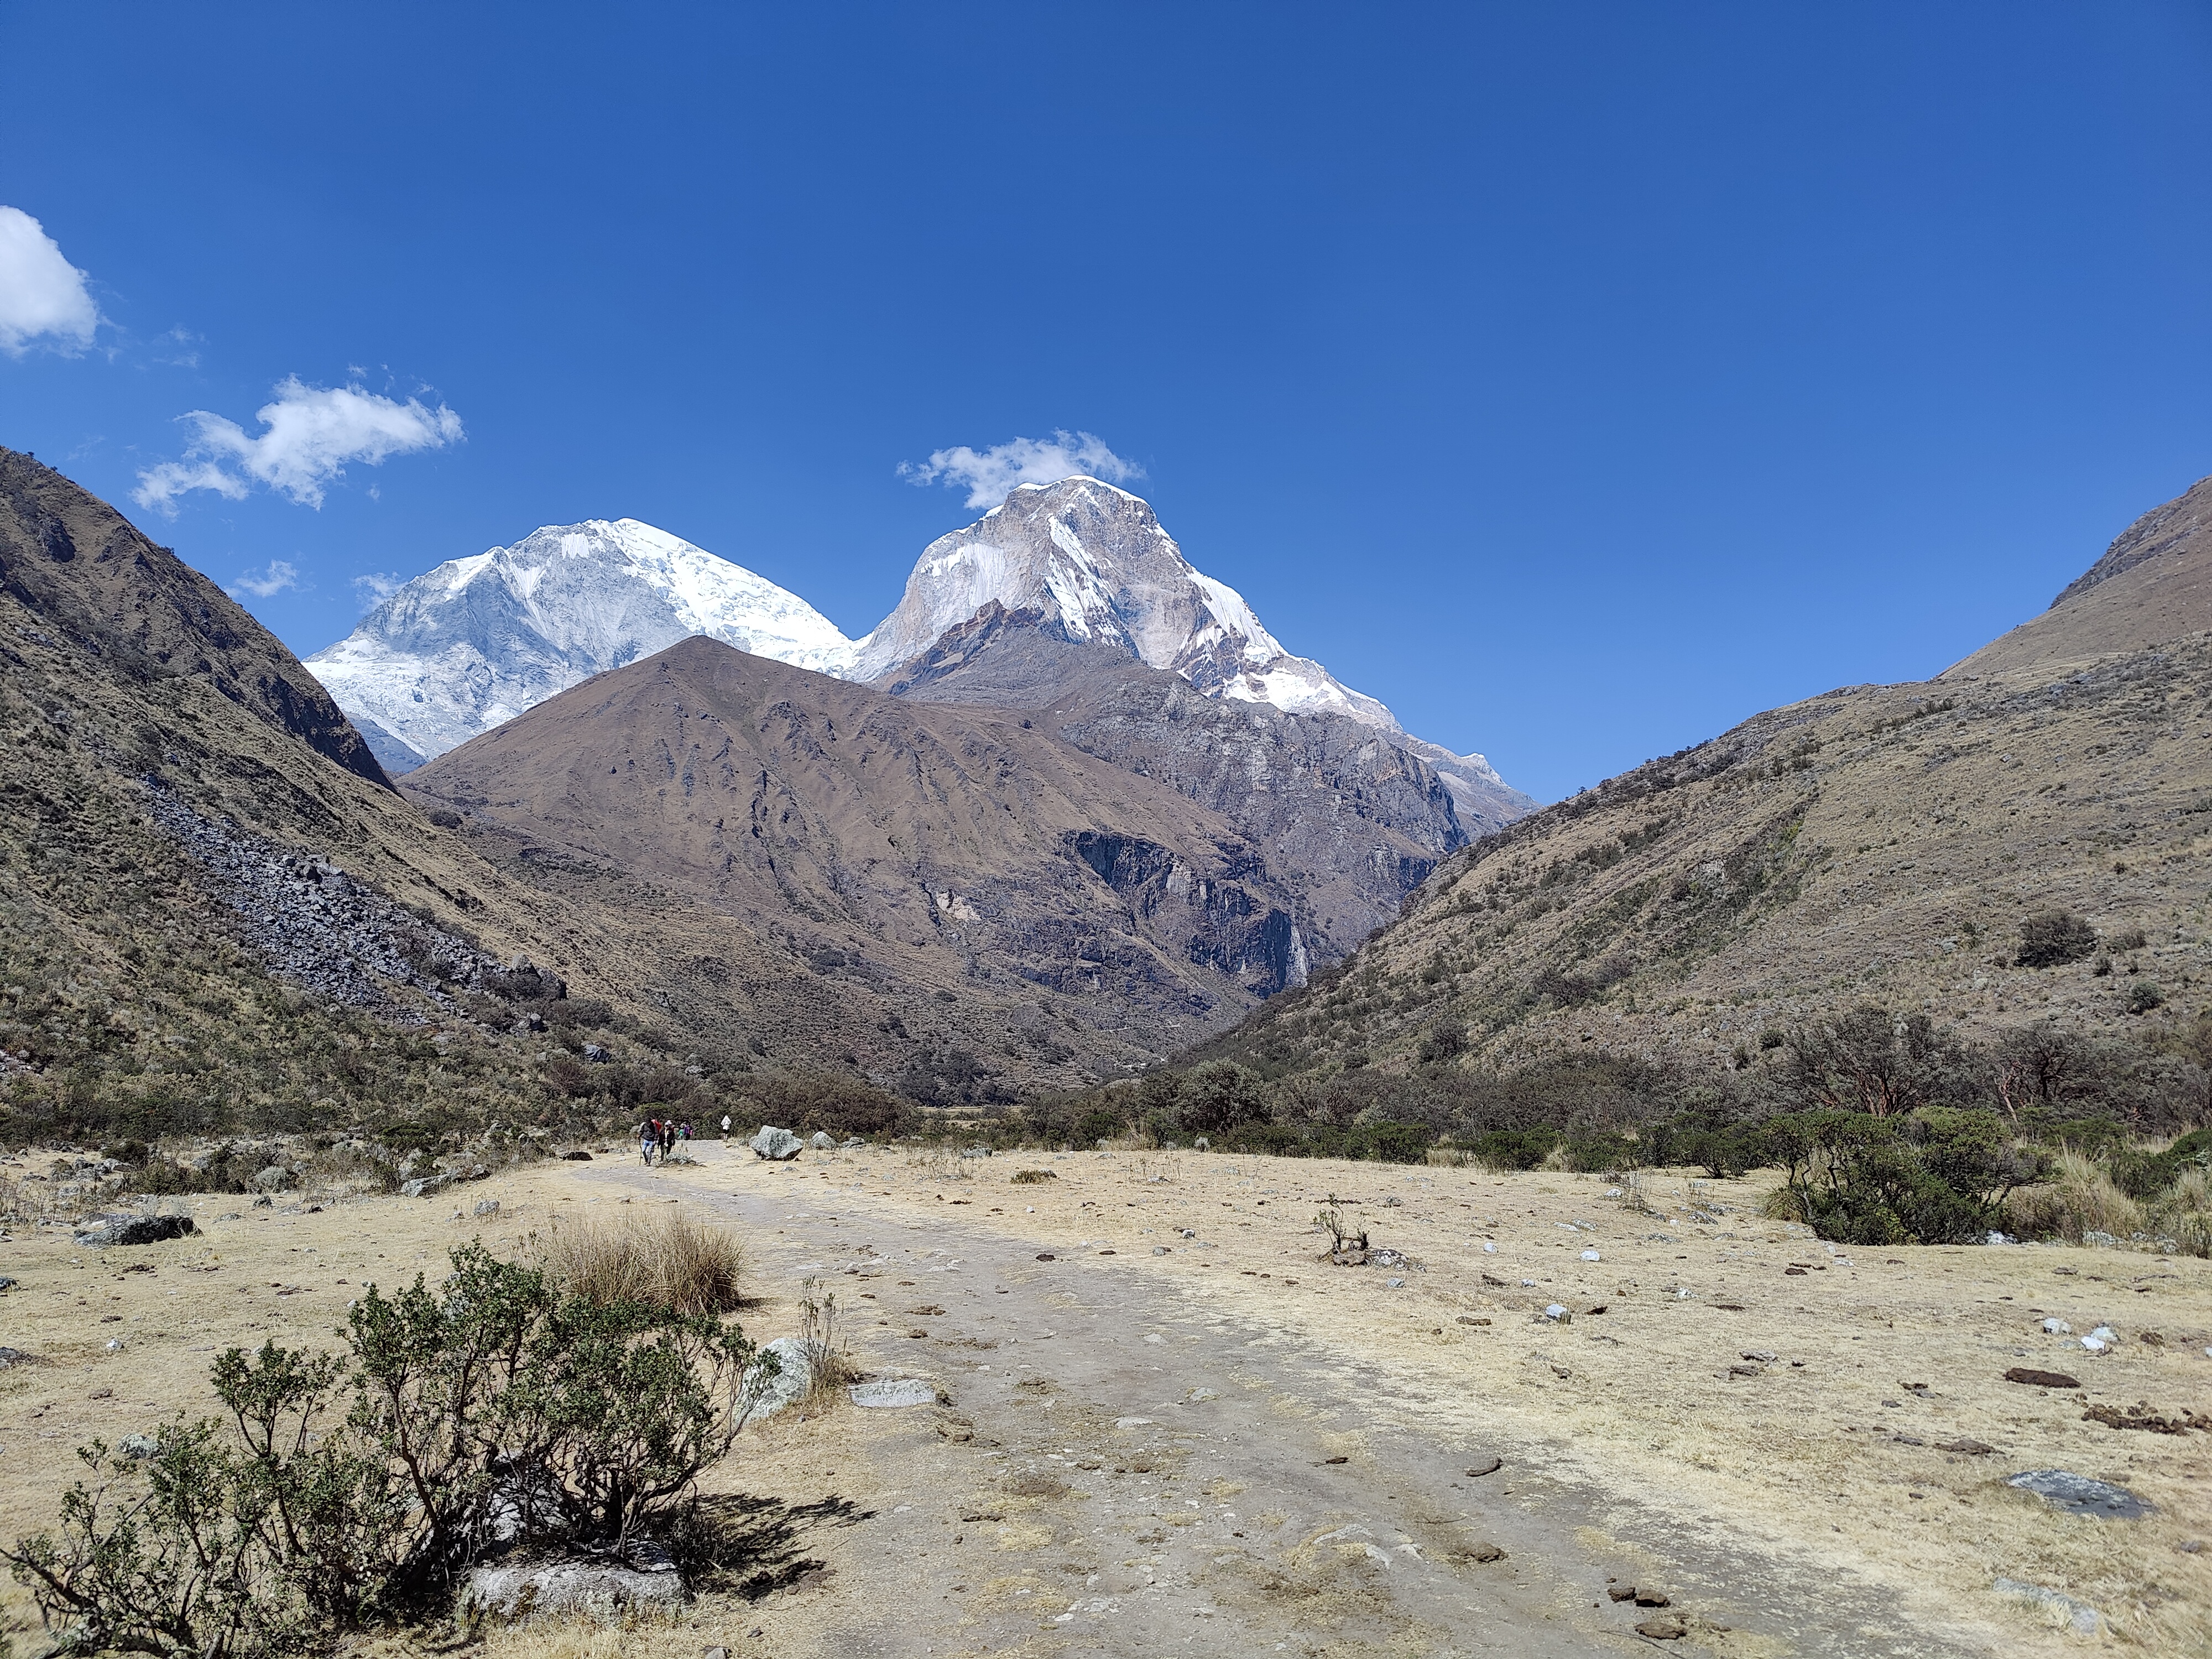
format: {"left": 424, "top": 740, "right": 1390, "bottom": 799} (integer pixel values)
{"left": 2006, "top": 1150, "right": 2144, "bottom": 1244}
{"left": 537, "top": 1209, "right": 746, "bottom": 1314}
{"left": 1010, "top": 1168, "right": 1057, "bottom": 1185}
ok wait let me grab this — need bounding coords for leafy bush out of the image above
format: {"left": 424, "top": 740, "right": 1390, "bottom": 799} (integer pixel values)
{"left": 1175, "top": 1061, "right": 1271, "bottom": 1136}
{"left": 4, "top": 1244, "right": 761, "bottom": 1655}
{"left": 2127, "top": 980, "right": 2165, "bottom": 1015}
{"left": 1764, "top": 1108, "right": 2043, "bottom": 1244}
{"left": 2017, "top": 908, "right": 2098, "bottom": 968}
{"left": 1776, "top": 1005, "right": 1979, "bottom": 1117}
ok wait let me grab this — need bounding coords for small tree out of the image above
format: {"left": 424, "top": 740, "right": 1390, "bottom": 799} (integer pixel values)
{"left": 1776, "top": 1005, "right": 1976, "bottom": 1118}
{"left": 1176, "top": 1061, "right": 1271, "bottom": 1137}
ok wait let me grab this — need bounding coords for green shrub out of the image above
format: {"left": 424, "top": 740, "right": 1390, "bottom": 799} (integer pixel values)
{"left": 1765, "top": 1108, "right": 2043, "bottom": 1245}
{"left": 2017, "top": 909, "right": 2098, "bottom": 968}
{"left": 3, "top": 1244, "right": 762, "bottom": 1653}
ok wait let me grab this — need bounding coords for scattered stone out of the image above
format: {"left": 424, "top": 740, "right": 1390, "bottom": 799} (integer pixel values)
{"left": 1994, "top": 1578, "right": 2107, "bottom": 1636}
{"left": 1741, "top": 1350, "right": 1777, "bottom": 1364}
{"left": 1635, "top": 1615, "right": 1687, "bottom": 1640}
{"left": 1635, "top": 1589, "right": 1671, "bottom": 1607}
{"left": 73, "top": 1213, "right": 196, "bottom": 1249}
{"left": 1035, "top": 1253, "right": 1056, "bottom": 1261}
{"left": 399, "top": 1174, "right": 452, "bottom": 1200}
{"left": 1938, "top": 1438, "right": 1995, "bottom": 1455}
{"left": 2084, "top": 1402, "right": 2208, "bottom": 1435}
{"left": 0, "top": 1348, "right": 44, "bottom": 1369}
{"left": 559, "top": 1150, "right": 593, "bottom": 1162}
{"left": 1608, "top": 1585, "right": 1637, "bottom": 1601}
{"left": 1543, "top": 1303, "right": 1569, "bottom": 1322}
{"left": 252, "top": 1196, "right": 274, "bottom": 1208}
{"left": 1464, "top": 1541, "right": 1506, "bottom": 1563}
{"left": 2004, "top": 1366, "right": 2081, "bottom": 1389}
{"left": 849, "top": 1378, "right": 937, "bottom": 1409}
{"left": 1455, "top": 1315, "right": 1491, "bottom": 1327}
{"left": 474, "top": 1199, "right": 501, "bottom": 1218}
{"left": 1728, "top": 1364, "right": 1762, "bottom": 1378}
{"left": 2006, "top": 1469, "right": 2154, "bottom": 1519}
{"left": 461, "top": 1540, "right": 684, "bottom": 1625}
{"left": 1464, "top": 1457, "right": 1502, "bottom": 1477}
{"left": 2041, "top": 1317, "right": 2073, "bottom": 1334}
{"left": 1319, "top": 1453, "right": 1347, "bottom": 1464}
{"left": 1152, "top": 1246, "right": 1168, "bottom": 1256}
{"left": 1580, "top": 1249, "right": 1601, "bottom": 1262}
{"left": 750, "top": 1126, "right": 802, "bottom": 1161}
{"left": 117, "top": 1433, "right": 158, "bottom": 1459}
{"left": 705, "top": 1648, "right": 730, "bottom": 1659}
{"left": 0, "top": 1275, "right": 14, "bottom": 1292}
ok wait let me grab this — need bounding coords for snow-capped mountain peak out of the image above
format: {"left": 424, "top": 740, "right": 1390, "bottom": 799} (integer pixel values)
{"left": 307, "top": 518, "right": 854, "bottom": 772}
{"left": 859, "top": 476, "right": 1391, "bottom": 724}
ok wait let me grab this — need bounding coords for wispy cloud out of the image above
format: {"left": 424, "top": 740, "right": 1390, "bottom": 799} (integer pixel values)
{"left": 0, "top": 206, "right": 101, "bottom": 356}
{"left": 226, "top": 560, "right": 301, "bottom": 599}
{"left": 133, "top": 376, "right": 464, "bottom": 515}
{"left": 900, "top": 430, "right": 1142, "bottom": 509}
{"left": 352, "top": 571, "right": 403, "bottom": 608}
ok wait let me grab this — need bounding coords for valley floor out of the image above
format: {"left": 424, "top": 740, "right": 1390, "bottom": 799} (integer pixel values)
{"left": 3, "top": 1147, "right": 2207, "bottom": 1656}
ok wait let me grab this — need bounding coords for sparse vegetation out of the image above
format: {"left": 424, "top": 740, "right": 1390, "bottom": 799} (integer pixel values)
{"left": 2, "top": 1242, "right": 759, "bottom": 1654}
{"left": 536, "top": 1209, "right": 747, "bottom": 1315}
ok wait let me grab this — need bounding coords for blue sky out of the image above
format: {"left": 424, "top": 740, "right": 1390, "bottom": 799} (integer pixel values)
{"left": 3, "top": 3, "right": 2209, "bottom": 803}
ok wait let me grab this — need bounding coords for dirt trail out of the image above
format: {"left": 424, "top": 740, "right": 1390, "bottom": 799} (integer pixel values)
{"left": 589, "top": 1149, "right": 1985, "bottom": 1657}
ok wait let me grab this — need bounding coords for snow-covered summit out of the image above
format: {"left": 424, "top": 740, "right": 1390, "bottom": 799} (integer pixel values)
{"left": 853, "top": 477, "right": 1514, "bottom": 812}
{"left": 857, "top": 477, "right": 1384, "bottom": 717}
{"left": 307, "top": 518, "right": 855, "bottom": 773}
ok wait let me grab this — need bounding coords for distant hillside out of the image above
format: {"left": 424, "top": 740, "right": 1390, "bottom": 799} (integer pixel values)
{"left": 404, "top": 635, "right": 1328, "bottom": 1094}
{"left": 0, "top": 448, "right": 643, "bottom": 1144}
{"left": 1194, "top": 473, "right": 2212, "bottom": 1084}
{"left": 1948, "top": 472, "right": 2212, "bottom": 679}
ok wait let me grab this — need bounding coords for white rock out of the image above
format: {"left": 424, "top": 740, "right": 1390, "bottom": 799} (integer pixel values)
{"left": 1543, "top": 1303, "right": 1569, "bottom": 1321}
{"left": 749, "top": 1125, "right": 802, "bottom": 1161}
{"left": 850, "top": 1378, "right": 937, "bottom": 1408}
{"left": 2042, "top": 1317, "right": 2073, "bottom": 1335}
{"left": 1580, "top": 1249, "right": 1601, "bottom": 1262}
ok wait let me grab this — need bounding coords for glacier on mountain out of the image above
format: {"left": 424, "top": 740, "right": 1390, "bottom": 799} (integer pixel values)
{"left": 306, "top": 518, "right": 855, "bottom": 773}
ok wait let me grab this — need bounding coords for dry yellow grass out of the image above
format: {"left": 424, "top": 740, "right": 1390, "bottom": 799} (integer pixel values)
{"left": 535, "top": 1206, "right": 747, "bottom": 1314}
{"left": 2007, "top": 1150, "right": 2147, "bottom": 1243}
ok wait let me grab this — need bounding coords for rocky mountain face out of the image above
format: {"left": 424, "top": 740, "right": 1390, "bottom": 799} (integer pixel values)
{"left": 854, "top": 477, "right": 1526, "bottom": 826}
{"left": 308, "top": 518, "right": 857, "bottom": 774}
{"left": 879, "top": 603, "right": 1486, "bottom": 955}
{"left": 0, "top": 450, "right": 639, "bottom": 1139}
{"left": 403, "top": 635, "right": 1323, "bottom": 1089}
{"left": 2, "top": 448, "right": 388, "bottom": 787}
{"left": 1192, "top": 471, "right": 2212, "bottom": 1085}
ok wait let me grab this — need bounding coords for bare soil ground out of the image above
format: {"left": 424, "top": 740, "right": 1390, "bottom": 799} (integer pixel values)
{"left": 4, "top": 1145, "right": 2208, "bottom": 1656}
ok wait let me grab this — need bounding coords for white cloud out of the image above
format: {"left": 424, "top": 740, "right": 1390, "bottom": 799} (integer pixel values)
{"left": 352, "top": 571, "right": 403, "bottom": 607}
{"left": 900, "top": 429, "right": 1142, "bottom": 509}
{"left": 226, "top": 560, "right": 301, "bottom": 599}
{"left": 133, "top": 376, "right": 465, "bottom": 514}
{"left": 0, "top": 206, "right": 101, "bottom": 355}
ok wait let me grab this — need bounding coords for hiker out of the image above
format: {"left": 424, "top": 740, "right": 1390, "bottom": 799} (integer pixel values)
{"left": 660, "top": 1120, "right": 676, "bottom": 1161}
{"left": 721, "top": 1114, "right": 731, "bottom": 1137}
{"left": 638, "top": 1120, "right": 655, "bottom": 1165}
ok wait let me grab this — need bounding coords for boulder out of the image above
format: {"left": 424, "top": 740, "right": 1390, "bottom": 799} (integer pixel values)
{"left": 400, "top": 1174, "right": 452, "bottom": 1199}
{"left": 742, "top": 1336, "right": 813, "bottom": 1422}
{"left": 254, "top": 1166, "right": 293, "bottom": 1193}
{"left": 72, "top": 1213, "right": 197, "bottom": 1249}
{"left": 750, "top": 1126, "right": 802, "bottom": 1161}
{"left": 460, "top": 1539, "right": 684, "bottom": 1626}
{"left": 2006, "top": 1469, "right": 2154, "bottom": 1519}
{"left": 809, "top": 1131, "right": 835, "bottom": 1151}
{"left": 559, "top": 1149, "right": 593, "bottom": 1161}
{"left": 474, "top": 1199, "right": 501, "bottom": 1218}
{"left": 117, "top": 1433, "right": 159, "bottom": 1460}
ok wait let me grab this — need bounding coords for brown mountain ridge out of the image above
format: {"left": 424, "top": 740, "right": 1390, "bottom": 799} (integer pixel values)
{"left": 1197, "top": 470, "right": 2212, "bottom": 1084}
{"left": 404, "top": 634, "right": 1329, "bottom": 1091}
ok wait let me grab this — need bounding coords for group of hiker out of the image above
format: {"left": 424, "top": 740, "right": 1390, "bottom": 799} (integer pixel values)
{"left": 637, "top": 1116, "right": 694, "bottom": 1164}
